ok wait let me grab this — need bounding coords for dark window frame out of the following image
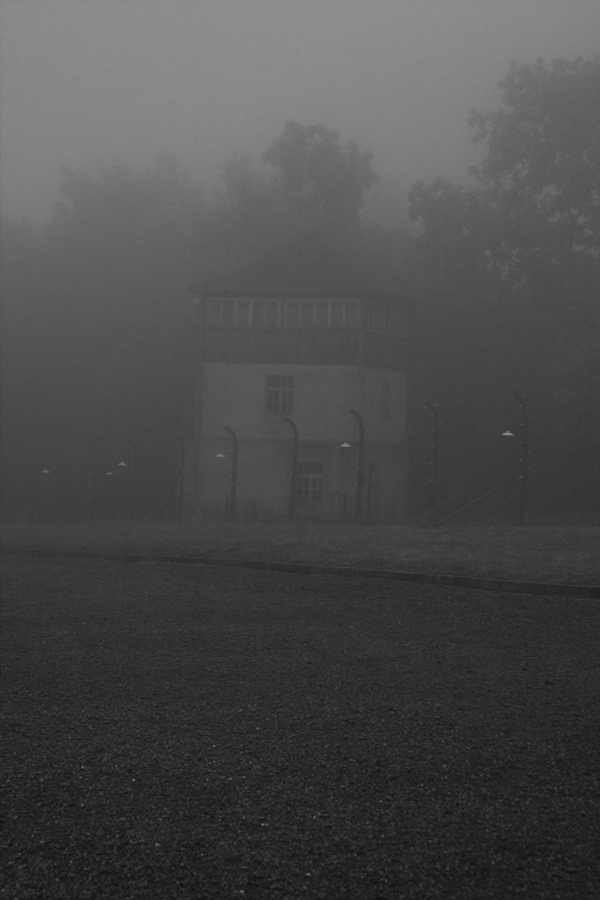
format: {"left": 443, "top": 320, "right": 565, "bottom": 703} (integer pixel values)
{"left": 297, "top": 462, "right": 323, "bottom": 501}
{"left": 205, "top": 297, "right": 363, "bottom": 330}
{"left": 266, "top": 375, "right": 294, "bottom": 415}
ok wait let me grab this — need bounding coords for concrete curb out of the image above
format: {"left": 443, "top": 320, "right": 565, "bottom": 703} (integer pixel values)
{"left": 2, "top": 546, "right": 599, "bottom": 599}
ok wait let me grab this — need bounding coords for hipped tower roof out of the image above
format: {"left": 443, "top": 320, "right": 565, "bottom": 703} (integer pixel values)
{"left": 190, "top": 230, "right": 405, "bottom": 302}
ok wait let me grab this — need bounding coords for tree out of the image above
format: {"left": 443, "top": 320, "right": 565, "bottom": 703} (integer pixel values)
{"left": 263, "top": 121, "right": 379, "bottom": 233}
{"left": 0, "top": 156, "right": 208, "bottom": 518}
{"left": 192, "top": 123, "right": 382, "bottom": 277}
{"left": 44, "top": 155, "right": 205, "bottom": 435}
{"left": 196, "top": 152, "right": 291, "bottom": 276}
{"left": 408, "top": 56, "right": 600, "bottom": 509}
{"left": 469, "top": 56, "right": 599, "bottom": 274}
{"left": 0, "top": 219, "right": 50, "bottom": 514}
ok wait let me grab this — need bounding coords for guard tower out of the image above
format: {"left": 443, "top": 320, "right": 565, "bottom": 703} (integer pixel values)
{"left": 187, "top": 231, "right": 409, "bottom": 522}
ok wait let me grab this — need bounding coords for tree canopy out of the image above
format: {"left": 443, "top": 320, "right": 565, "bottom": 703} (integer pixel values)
{"left": 470, "top": 56, "right": 599, "bottom": 263}
{"left": 408, "top": 55, "right": 600, "bottom": 506}
{"left": 263, "top": 121, "right": 380, "bottom": 233}
{"left": 2, "top": 80, "right": 597, "bottom": 520}
{"left": 410, "top": 55, "right": 599, "bottom": 294}
{"left": 0, "top": 126, "right": 388, "bottom": 519}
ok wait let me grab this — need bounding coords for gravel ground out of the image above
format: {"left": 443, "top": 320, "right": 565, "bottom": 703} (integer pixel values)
{"left": 1, "top": 556, "right": 599, "bottom": 899}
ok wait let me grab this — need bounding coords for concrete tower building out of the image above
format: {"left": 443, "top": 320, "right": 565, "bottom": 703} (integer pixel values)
{"left": 187, "top": 231, "right": 409, "bottom": 522}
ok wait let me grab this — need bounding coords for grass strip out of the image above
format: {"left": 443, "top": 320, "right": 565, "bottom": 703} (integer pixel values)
{"left": 3, "top": 546, "right": 598, "bottom": 598}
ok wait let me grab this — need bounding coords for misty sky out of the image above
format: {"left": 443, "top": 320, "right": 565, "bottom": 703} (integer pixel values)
{"left": 1, "top": 0, "right": 599, "bottom": 225}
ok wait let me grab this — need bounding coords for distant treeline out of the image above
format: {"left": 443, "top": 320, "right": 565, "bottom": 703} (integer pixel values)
{"left": 1, "top": 56, "right": 599, "bottom": 521}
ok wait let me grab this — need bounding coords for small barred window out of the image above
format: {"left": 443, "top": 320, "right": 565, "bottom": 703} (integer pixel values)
{"left": 266, "top": 375, "right": 293, "bottom": 415}
{"left": 297, "top": 462, "right": 323, "bottom": 501}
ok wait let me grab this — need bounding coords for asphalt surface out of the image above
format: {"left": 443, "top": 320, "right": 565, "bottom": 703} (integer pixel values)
{"left": 2, "top": 555, "right": 599, "bottom": 899}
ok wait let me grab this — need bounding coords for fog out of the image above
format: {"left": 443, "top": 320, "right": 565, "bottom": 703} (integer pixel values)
{"left": 1, "top": 0, "right": 598, "bottom": 523}
{"left": 1, "top": 0, "right": 599, "bottom": 224}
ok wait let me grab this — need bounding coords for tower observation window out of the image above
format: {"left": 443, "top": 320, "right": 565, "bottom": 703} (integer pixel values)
{"left": 206, "top": 298, "right": 361, "bottom": 329}
{"left": 366, "top": 303, "right": 406, "bottom": 336}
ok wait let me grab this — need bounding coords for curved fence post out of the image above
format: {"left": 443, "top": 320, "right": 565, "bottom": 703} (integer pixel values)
{"left": 350, "top": 409, "right": 365, "bottom": 519}
{"left": 223, "top": 426, "right": 238, "bottom": 522}
{"left": 510, "top": 393, "right": 529, "bottom": 525}
{"left": 283, "top": 417, "right": 299, "bottom": 521}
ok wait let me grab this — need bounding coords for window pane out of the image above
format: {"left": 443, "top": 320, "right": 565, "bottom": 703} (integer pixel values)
{"left": 264, "top": 300, "right": 280, "bottom": 327}
{"left": 330, "top": 301, "right": 344, "bottom": 328}
{"left": 299, "top": 301, "right": 314, "bottom": 328}
{"left": 222, "top": 301, "right": 235, "bottom": 327}
{"left": 206, "top": 299, "right": 221, "bottom": 327}
{"left": 381, "top": 380, "right": 390, "bottom": 420}
{"left": 345, "top": 301, "right": 359, "bottom": 328}
{"left": 297, "top": 462, "right": 323, "bottom": 500}
{"left": 281, "top": 390, "right": 293, "bottom": 415}
{"left": 398, "top": 309, "right": 406, "bottom": 336}
{"left": 236, "top": 300, "right": 251, "bottom": 327}
{"left": 266, "top": 375, "right": 276, "bottom": 413}
{"left": 315, "top": 301, "right": 329, "bottom": 327}
{"left": 366, "top": 302, "right": 405, "bottom": 334}
{"left": 285, "top": 301, "right": 299, "bottom": 328}
{"left": 251, "top": 300, "right": 265, "bottom": 328}
{"left": 266, "top": 375, "right": 293, "bottom": 414}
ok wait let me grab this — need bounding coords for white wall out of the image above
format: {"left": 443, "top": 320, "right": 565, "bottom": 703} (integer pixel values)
{"left": 201, "top": 363, "right": 406, "bottom": 443}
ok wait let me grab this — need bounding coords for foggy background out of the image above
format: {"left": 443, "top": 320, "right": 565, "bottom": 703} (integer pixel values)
{"left": 2, "top": 0, "right": 599, "bottom": 225}
{"left": 1, "top": 0, "right": 599, "bottom": 523}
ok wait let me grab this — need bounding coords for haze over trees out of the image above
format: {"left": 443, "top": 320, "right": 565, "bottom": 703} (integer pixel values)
{"left": 0, "top": 123, "right": 389, "bottom": 519}
{"left": 1, "top": 157, "right": 207, "bottom": 517}
{"left": 196, "top": 121, "right": 384, "bottom": 276}
{"left": 263, "top": 120, "right": 380, "bottom": 234}
{"left": 409, "top": 55, "right": 600, "bottom": 511}
{"left": 1, "top": 56, "right": 598, "bottom": 520}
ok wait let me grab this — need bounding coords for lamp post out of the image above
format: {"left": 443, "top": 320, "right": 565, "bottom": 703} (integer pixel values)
{"left": 503, "top": 392, "right": 529, "bottom": 525}
{"left": 86, "top": 440, "right": 99, "bottom": 520}
{"left": 41, "top": 468, "right": 55, "bottom": 521}
{"left": 283, "top": 417, "right": 299, "bottom": 521}
{"left": 126, "top": 437, "right": 139, "bottom": 518}
{"left": 350, "top": 409, "right": 365, "bottom": 519}
{"left": 424, "top": 401, "right": 441, "bottom": 518}
{"left": 511, "top": 392, "right": 529, "bottom": 525}
{"left": 157, "top": 432, "right": 186, "bottom": 522}
{"left": 223, "top": 426, "right": 238, "bottom": 522}
{"left": 117, "top": 460, "right": 127, "bottom": 519}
